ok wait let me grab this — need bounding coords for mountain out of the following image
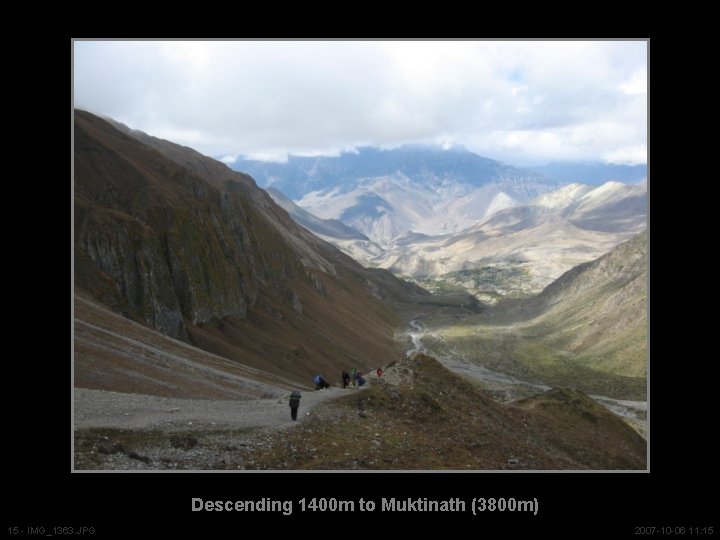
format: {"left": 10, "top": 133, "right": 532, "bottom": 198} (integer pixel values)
{"left": 516, "top": 229, "right": 648, "bottom": 381}
{"left": 297, "top": 175, "right": 532, "bottom": 245}
{"left": 378, "top": 181, "right": 647, "bottom": 298}
{"left": 233, "top": 144, "right": 551, "bottom": 199}
{"left": 231, "top": 148, "right": 646, "bottom": 290}
{"left": 75, "top": 110, "right": 427, "bottom": 395}
{"left": 416, "top": 231, "right": 648, "bottom": 402}
{"left": 531, "top": 161, "right": 647, "bottom": 185}
{"left": 231, "top": 145, "right": 556, "bottom": 245}
{"left": 264, "top": 186, "right": 385, "bottom": 263}
{"left": 264, "top": 186, "right": 366, "bottom": 241}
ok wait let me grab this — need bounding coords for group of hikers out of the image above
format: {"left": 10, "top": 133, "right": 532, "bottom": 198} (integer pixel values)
{"left": 289, "top": 366, "right": 385, "bottom": 420}
{"left": 341, "top": 367, "right": 366, "bottom": 388}
{"left": 315, "top": 366, "right": 384, "bottom": 390}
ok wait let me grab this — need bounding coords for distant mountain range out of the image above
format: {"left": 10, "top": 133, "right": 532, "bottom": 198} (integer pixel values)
{"left": 233, "top": 146, "right": 647, "bottom": 260}
{"left": 233, "top": 145, "right": 551, "bottom": 200}
{"left": 230, "top": 147, "right": 647, "bottom": 286}
{"left": 233, "top": 145, "right": 556, "bottom": 244}
{"left": 380, "top": 180, "right": 647, "bottom": 293}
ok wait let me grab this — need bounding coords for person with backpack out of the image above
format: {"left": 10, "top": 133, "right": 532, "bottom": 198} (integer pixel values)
{"left": 289, "top": 391, "right": 301, "bottom": 421}
{"left": 314, "top": 375, "right": 329, "bottom": 390}
{"left": 342, "top": 370, "right": 351, "bottom": 388}
{"left": 350, "top": 367, "right": 357, "bottom": 388}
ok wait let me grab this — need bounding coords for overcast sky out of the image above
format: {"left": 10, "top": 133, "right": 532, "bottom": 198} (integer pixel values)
{"left": 74, "top": 40, "right": 647, "bottom": 166}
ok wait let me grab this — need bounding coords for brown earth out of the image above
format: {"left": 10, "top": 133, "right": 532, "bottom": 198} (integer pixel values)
{"left": 74, "top": 110, "right": 426, "bottom": 391}
{"left": 241, "top": 354, "right": 646, "bottom": 470}
{"left": 75, "top": 354, "right": 646, "bottom": 471}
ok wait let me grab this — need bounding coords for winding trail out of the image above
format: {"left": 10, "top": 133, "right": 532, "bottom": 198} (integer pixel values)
{"left": 406, "top": 319, "right": 427, "bottom": 356}
{"left": 74, "top": 386, "right": 364, "bottom": 432}
{"left": 74, "top": 318, "right": 644, "bottom": 436}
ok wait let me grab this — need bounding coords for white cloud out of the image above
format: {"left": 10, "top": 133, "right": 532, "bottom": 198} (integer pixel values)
{"left": 602, "top": 144, "right": 647, "bottom": 165}
{"left": 511, "top": 85, "right": 529, "bottom": 97}
{"left": 620, "top": 68, "right": 647, "bottom": 95}
{"left": 73, "top": 40, "right": 647, "bottom": 165}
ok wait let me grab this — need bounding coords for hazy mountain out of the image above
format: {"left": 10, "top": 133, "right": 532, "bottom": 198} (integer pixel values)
{"left": 233, "top": 144, "right": 551, "bottom": 199}
{"left": 231, "top": 142, "right": 647, "bottom": 301}
{"left": 75, "top": 110, "right": 427, "bottom": 394}
{"left": 264, "top": 186, "right": 386, "bottom": 263}
{"left": 231, "top": 145, "right": 556, "bottom": 245}
{"left": 531, "top": 161, "right": 647, "bottom": 185}
{"left": 378, "top": 181, "right": 647, "bottom": 297}
{"left": 264, "top": 187, "right": 367, "bottom": 241}
{"left": 231, "top": 149, "right": 646, "bottom": 251}
{"left": 297, "top": 175, "right": 535, "bottom": 245}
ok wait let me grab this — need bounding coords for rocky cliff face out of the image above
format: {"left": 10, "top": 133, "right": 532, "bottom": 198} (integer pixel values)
{"left": 75, "top": 111, "right": 307, "bottom": 338}
{"left": 74, "top": 110, "right": 426, "bottom": 384}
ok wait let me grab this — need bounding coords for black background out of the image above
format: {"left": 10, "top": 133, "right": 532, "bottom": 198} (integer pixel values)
{"left": 9, "top": 34, "right": 714, "bottom": 536}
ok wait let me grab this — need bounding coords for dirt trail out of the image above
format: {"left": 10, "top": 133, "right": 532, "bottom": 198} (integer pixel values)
{"left": 75, "top": 385, "right": 366, "bottom": 432}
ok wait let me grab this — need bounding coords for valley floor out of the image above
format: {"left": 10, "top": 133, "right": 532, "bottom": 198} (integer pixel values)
{"left": 400, "top": 318, "right": 647, "bottom": 437}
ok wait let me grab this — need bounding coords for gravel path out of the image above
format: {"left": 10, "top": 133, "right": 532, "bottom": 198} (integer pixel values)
{"left": 74, "top": 386, "right": 363, "bottom": 432}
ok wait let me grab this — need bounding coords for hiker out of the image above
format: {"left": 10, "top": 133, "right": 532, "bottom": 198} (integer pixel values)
{"left": 350, "top": 367, "right": 357, "bottom": 388}
{"left": 376, "top": 367, "right": 384, "bottom": 377}
{"left": 314, "top": 374, "right": 330, "bottom": 390}
{"left": 354, "top": 370, "right": 366, "bottom": 387}
{"left": 289, "top": 391, "right": 301, "bottom": 421}
{"left": 342, "top": 370, "right": 351, "bottom": 388}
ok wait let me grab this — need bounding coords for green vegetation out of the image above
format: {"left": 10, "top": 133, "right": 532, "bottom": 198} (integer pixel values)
{"left": 411, "top": 264, "right": 550, "bottom": 303}
{"left": 422, "top": 313, "right": 645, "bottom": 401}
{"left": 410, "top": 232, "right": 648, "bottom": 401}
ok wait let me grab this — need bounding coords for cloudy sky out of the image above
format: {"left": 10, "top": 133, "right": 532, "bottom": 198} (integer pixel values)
{"left": 74, "top": 40, "right": 647, "bottom": 166}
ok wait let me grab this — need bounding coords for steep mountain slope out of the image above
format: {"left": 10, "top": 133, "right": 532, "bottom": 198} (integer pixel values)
{"left": 515, "top": 229, "right": 648, "bottom": 378}
{"left": 74, "top": 110, "right": 427, "bottom": 391}
{"left": 264, "top": 186, "right": 385, "bottom": 262}
{"left": 106, "top": 115, "right": 421, "bottom": 301}
{"left": 264, "top": 187, "right": 367, "bottom": 241}
{"left": 74, "top": 291, "right": 296, "bottom": 399}
{"left": 423, "top": 231, "right": 648, "bottom": 400}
